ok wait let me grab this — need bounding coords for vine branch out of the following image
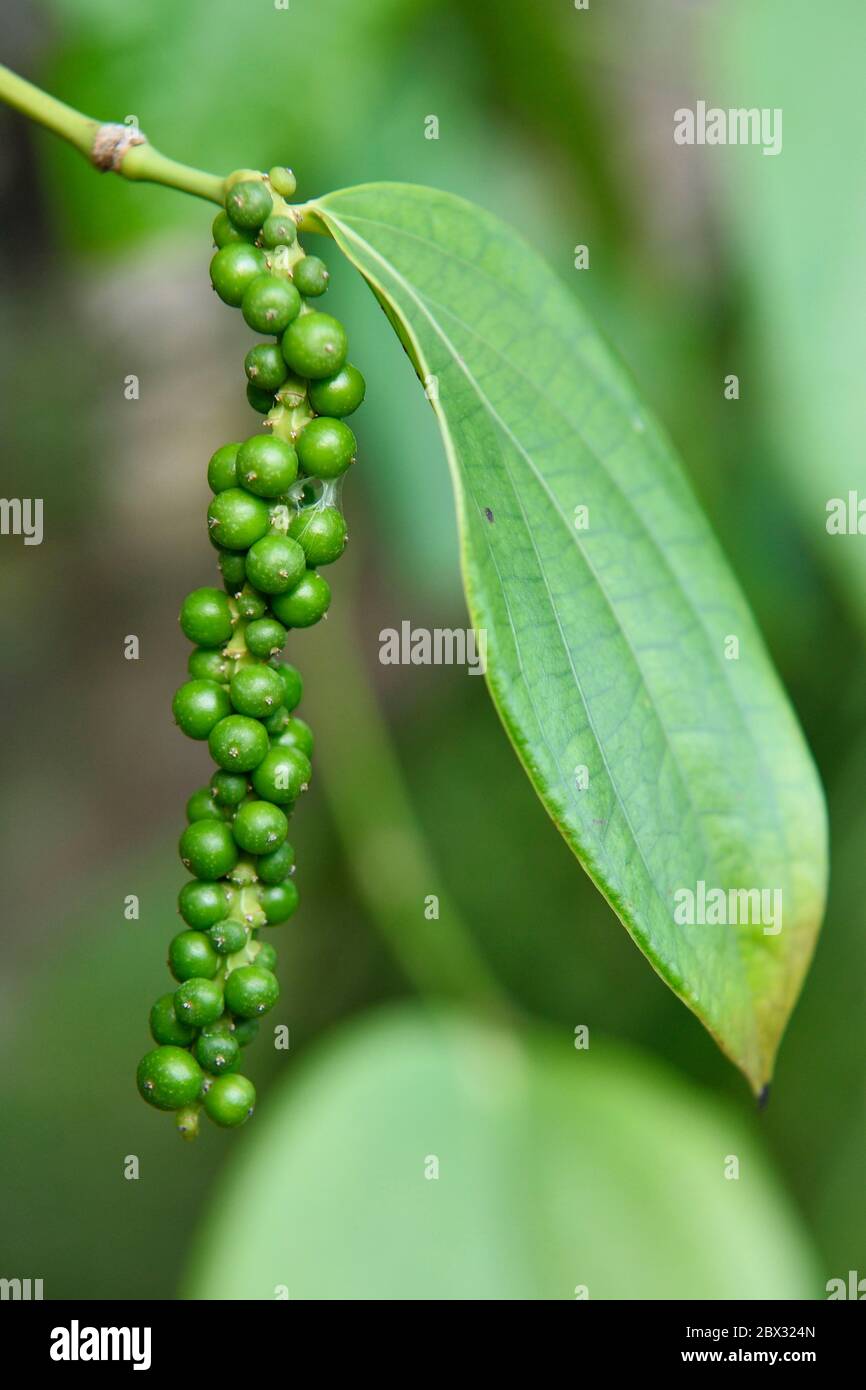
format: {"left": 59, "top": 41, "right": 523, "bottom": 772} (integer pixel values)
{"left": 0, "top": 63, "right": 226, "bottom": 205}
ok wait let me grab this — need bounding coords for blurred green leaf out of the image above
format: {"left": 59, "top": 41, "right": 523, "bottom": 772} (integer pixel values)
{"left": 185, "top": 1005, "right": 819, "bottom": 1299}
{"left": 709, "top": 0, "right": 866, "bottom": 631}
{"left": 306, "top": 181, "right": 827, "bottom": 1092}
{"left": 454, "top": 0, "right": 632, "bottom": 254}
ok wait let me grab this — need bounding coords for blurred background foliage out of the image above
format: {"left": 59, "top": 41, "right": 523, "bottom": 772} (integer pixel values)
{"left": 0, "top": 0, "right": 862, "bottom": 1298}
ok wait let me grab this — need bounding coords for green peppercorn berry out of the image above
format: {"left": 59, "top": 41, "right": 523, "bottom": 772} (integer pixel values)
{"left": 225, "top": 179, "right": 273, "bottom": 231}
{"left": 297, "top": 417, "right": 356, "bottom": 479}
{"left": 219, "top": 553, "right": 247, "bottom": 597}
{"left": 281, "top": 311, "right": 348, "bottom": 378}
{"left": 233, "top": 799, "right": 289, "bottom": 855}
{"left": 207, "top": 918, "right": 247, "bottom": 955}
{"left": 255, "top": 941, "right": 278, "bottom": 972}
{"left": 201, "top": 1016, "right": 235, "bottom": 1039}
{"left": 185, "top": 787, "right": 225, "bottom": 823}
{"left": 263, "top": 705, "right": 289, "bottom": 735}
{"left": 235, "top": 583, "right": 268, "bottom": 622}
{"left": 245, "top": 533, "right": 306, "bottom": 594}
{"left": 207, "top": 442, "right": 241, "bottom": 493}
{"left": 270, "top": 570, "right": 331, "bottom": 627}
{"left": 179, "top": 819, "right": 239, "bottom": 879}
{"left": 288, "top": 506, "right": 347, "bottom": 566}
{"left": 270, "top": 660, "right": 303, "bottom": 710}
{"left": 261, "top": 213, "right": 296, "bottom": 248}
{"left": 207, "top": 488, "right": 272, "bottom": 551}
{"left": 256, "top": 840, "right": 295, "bottom": 884}
{"left": 174, "top": 978, "right": 225, "bottom": 1028}
{"left": 208, "top": 714, "right": 269, "bottom": 772}
{"left": 168, "top": 929, "right": 220, "bottom": 982}
{"left": 244, "top": 342, "right": 288, "bottom": 393}
{"left": 268, "top": 166, "right": 297, "bottom": 197}
{"left": 203, "top": 1072, "right": 256, "bottom": 1127}
{"left": 212, "top": 209, "right": 256, "bottom": 248}
{"left": 232, "top": 1018, "right": 259, "bottom": 1047}
{"left": 293, "top": 255, "right": 329, "bottom": 297}
{"left": 137, "top": 1046, "right": 203, "bottom": 1111}
{"left": 245, "top": 616, "right": 287, "bottom": 658}
{"left": 272, "top": 715, "right": 314, "bottom": 759}
{"left": 194, "top": 1029, "right": 240, "bottom": 1076}
{"left": 179, "top": 878, "right": 230, "bottom": 934}
{"left": 149, "top": 993, "right": 197, "bottom": 1047}
{"left": 210, "top": 770, "right": 248, "bottom": 806}
{"left": 178, "top": 879, "right": 231, "bottom": 929}
{"left": 237, "top": 435, "right": 298, "bottom": 498}
{"left": 210, "top": 243, "right": 268, "bottom": 306}
{"left": 252, "top": 744, "right": 311, "bottom": 803}
{"left": 188, "top": 647, "right": 231, "bottom": 682}
{"left": 229, "top": 663, "right": 285, "bottom": 718}
{"left": 242, "top": 275, "right": 301, "bottom": 335}
{"left": 173, "top": 679, "right": 233, "bottom": 740}
{"left": 260, "top": 878, "right": 300, "bottom": 925}
{"left": 179, "top": 587, "right": 234, "bottom": 647}
{"left": 225, "top": 964, "right": 279, "bottom": 1018}
{"left": 246, "top": 382, "right": 275, "bottom": 415}
{"left": 308, "top": 363, "right": 366, "bottom": 417}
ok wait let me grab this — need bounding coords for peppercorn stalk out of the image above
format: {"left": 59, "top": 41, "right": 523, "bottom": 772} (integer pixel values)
{"left": 136, "top": 160, "right": 372, "bottom": 1135}
{"left": 0, "top": 65, "right": 511, "bottom": 1141}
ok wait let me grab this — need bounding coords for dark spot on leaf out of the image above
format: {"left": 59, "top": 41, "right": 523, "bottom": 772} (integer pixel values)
{"left": 484, "top": 507, "right": 494, "bottom": 523}
{"left": 757, "top": 1083, "right": 771, "bottom": 1111}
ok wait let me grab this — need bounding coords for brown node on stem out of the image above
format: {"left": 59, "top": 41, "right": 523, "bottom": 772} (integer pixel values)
{"left": 90, "top": 122, "right": 147, "bottom": 172}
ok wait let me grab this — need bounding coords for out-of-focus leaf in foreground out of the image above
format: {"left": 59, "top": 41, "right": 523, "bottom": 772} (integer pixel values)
{"left": 302, "top": 182, "right": 827, "bottom": 1092}
{"left": 185, "top": 1007, "right": 820, "bottom": 1299}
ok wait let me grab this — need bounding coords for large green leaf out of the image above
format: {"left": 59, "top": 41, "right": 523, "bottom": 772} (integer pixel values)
{"left": 184, "top": 1006, "right": 820, "bottom": 1299}
{"left": 302, "top": 183, "right": 827, "bottom": 1091}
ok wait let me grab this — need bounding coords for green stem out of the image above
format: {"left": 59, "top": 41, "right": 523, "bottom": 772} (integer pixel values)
{"left": 294, "top": 204, "right": 331, "bottom": 237}
{"left": 118, "top": 144, "right": 225, "bottom": 204}
{"left": 0, "top": 63, "right": 225, "bottom": 205}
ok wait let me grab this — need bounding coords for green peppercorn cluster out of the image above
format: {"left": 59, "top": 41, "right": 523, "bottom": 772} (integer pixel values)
{"left": 136, "top": 165, "right": 365, "bottom": 1139}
